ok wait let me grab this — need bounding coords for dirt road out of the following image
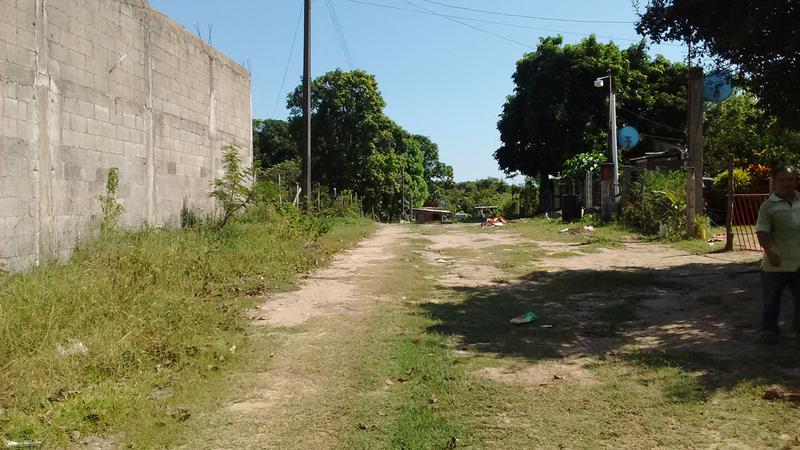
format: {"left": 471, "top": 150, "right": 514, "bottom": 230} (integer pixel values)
{"left": 180, "top": 223, "right": 800, "bottom": 449}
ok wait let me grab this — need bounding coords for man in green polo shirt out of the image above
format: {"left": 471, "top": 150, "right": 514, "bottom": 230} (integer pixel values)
{"left": 755, "top": 164, "right": 800, "bottom": 344}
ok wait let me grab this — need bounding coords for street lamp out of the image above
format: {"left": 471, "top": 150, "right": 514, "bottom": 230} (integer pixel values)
{"left": 594, "top": 75, "right": 619, "bottom": 201}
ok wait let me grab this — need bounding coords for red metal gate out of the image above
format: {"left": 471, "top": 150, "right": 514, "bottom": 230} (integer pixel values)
{"left": 732, "top": 193, "right": 769, "bottom": 251}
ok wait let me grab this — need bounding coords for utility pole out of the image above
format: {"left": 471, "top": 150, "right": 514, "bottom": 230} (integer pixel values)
{"left": 686, "top": 66, "right": 704, "bottom": 236}
{"left": 302, "top": 0, "right": 312, "bottom": 211}
{"left": 609, "top": 85, "right": 619, "bottom": 199}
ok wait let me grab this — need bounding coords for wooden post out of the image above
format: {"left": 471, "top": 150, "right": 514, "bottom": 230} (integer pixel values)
{"left": 585, "top": 170, "right": 593, "bottom": 209}
{"left": 686, "top": 166, "right": 696, "bottom": 237}
{"left": 725, "top": 154, "right": 735, "bottom": 251}
{"left": 302, "top": 0, "right": 312, "bottom": 211}
{"left": 688, "top": 67, "right": 705, "bottom": 216}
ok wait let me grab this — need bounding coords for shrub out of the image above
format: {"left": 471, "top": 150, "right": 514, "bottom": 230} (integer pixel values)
{"left": 713, "top": 168, "right": 753, "bottom": 192}
{"left": 561, "top": 151, "right": 605, "bottom": 182}
{"left": 624, "top": 170, "right": 688, "bottom": 238}
{"left": 210, "top": 144, "right": 258, "bottom": 227}
{"left": 98, "top": 167, "right": 124, "bottom": 232}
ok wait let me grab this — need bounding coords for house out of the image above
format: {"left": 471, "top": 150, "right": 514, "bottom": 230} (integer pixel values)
{"left": 412, "top": 208, "right": 452, "bottom": 223}
{"left": 629, "top": 145, "right": 685, "bottom": 172}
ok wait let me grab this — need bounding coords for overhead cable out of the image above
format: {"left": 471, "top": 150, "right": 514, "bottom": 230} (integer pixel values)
{"left": 400, "top": 0, "right": 535, "bottom": 49}
{"left": 419, "top": 0, "right": 635, "bottom": 24}
{"left": 326, "top": 0, "right": 355, "bottom": 69}
{"left": 346, "top": 0, "right": 682, "bottom": 47}
{"left": 273, "top": 1, "right": 304, "bottom": 116}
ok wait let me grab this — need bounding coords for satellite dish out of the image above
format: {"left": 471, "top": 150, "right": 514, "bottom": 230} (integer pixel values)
{"left": 618, "top": 126, "right": 640, "bottom": 149}
{"left": 704, "top": 70, "right": 733, "bottom": 102}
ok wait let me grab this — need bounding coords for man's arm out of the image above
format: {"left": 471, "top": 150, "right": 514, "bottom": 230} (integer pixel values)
{"left": 757, "top": 231, "right": 781, "bottom": 267}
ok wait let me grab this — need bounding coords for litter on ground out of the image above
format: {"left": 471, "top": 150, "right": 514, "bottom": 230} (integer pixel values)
{"left": 481, "top": 215, "right": 509, "bottom": 228}
{"left": 510, "top": 311, "right": 538, "bottom": 325}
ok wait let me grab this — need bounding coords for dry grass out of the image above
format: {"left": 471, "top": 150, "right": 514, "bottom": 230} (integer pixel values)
{"left": 0, "top": 211, "right": 373, "bottom": 447}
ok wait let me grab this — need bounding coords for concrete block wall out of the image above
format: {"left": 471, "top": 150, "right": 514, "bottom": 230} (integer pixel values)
{"left": 0, "top": 0, "right": 252, "bottom": 272}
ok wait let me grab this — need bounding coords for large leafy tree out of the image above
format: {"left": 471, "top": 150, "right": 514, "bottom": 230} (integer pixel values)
{"left": 287, "top": 69, "right": 438, "bottom": 219}
{"left": 409, "top": 134, "right": 454, "bottom": 202}
{"left": 705, "top": 92, "right": 800, "bottom": 171}
{"left": 495, "top": 36, "right": 686, "bottom": 210}
{"left": 252, "top": 119, "right": 298, "bottom": 168}
{"left": 636, "top": 0, "right": 800, "bottom": 128}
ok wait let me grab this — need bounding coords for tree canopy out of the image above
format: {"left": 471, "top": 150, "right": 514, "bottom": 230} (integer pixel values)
{"left": 495, "top": 36, "right": 686, "bottom": 186}
{"left": 636, "top": 0, "right": 800, "bottom": 128}
{"left": 285, "top": 69, "right": 451, "bottom": 220}
{"left": 705, "top": 91, "right": 800, "bottom": 171}
{"left": 252, "top": 119, "right": 298, "bottom": 168}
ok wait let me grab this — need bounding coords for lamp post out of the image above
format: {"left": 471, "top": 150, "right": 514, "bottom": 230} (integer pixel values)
{"left": 594, "top": 75, "right": 619, "bottom": 200}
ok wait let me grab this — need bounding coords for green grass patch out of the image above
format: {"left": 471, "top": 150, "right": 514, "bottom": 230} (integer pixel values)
{"left": 338, "top": 236, "right": 498, "bottom": 449}
{"left": 510, "top": 218, "right": 635, "bottom": 249}
{"left": 0, "top": 213, "right": 373, "bottom": 447}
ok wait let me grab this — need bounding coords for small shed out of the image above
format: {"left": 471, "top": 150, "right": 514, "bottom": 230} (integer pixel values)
{"left": 412, "top": 207, "right": 452, "bottom": 224}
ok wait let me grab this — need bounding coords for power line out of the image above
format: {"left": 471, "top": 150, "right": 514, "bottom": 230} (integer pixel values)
{"left": 640, "top": 133, "right": 684, "bottom": 142}
{"left": 419, "top": 0, "right": 635, "bottom": 24}
{"left": 273, "top": 2, "right": 304, "bottom": 116}
{"left": 325, "top": 0, "right": 355, "bottom": 69}
{"left": 346, "top": 0, "right": 683, "bottom": 47}
{"left": 329, "top": 0, "right": 356, "bottom": 68}
{"left": 620, "top": 107, "right": 685, "bottom": 134}
{"left": 399, "top": 0, "right": 534, "bottom": 49}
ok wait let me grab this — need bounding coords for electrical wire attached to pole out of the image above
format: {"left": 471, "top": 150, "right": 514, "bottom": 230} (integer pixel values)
{"left": 400, "top": 0, "right": 534, "bottom": 49}
{"left": 272, "top": 1, "right": 304, "bottom": 116}
{"left": 419, "top": 0, "right": 635, "bottom": 24}
{"left": 325, "top": 0, "right": 355, "bottom": 69}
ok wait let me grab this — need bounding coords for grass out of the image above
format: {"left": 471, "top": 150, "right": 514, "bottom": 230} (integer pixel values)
{"left": 0, "top": 209, "right": 374, "bottom": 447}
{"left": 384, "top": 225, "right": 800, "bottom": 448}
{"left": 509, "top": 217, "right": 633, "bottom": 247}
{"left": 337, "top": 235, "right": 497, "bottom": 449}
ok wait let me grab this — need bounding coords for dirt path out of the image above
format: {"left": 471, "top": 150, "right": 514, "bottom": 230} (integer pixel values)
{"left": 179, "top": 223, "right": 796, "bottom": 449}
{"left": 424, "top": 224, "right": 765, "bottom": 355}
{"left": 180, "top": 225, "right": 411, "bottom": 449}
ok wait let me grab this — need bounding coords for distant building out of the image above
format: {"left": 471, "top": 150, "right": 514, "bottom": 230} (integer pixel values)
{"left": 412, "top": 208, "right": 452, "bottom": 224}
{"left": 629, "top": 145, "right": 685, "bottom": 172}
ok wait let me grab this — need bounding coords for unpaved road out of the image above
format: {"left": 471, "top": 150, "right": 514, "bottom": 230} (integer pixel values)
{"left": 180, "top": 223, "right": 782, "bottom": 449}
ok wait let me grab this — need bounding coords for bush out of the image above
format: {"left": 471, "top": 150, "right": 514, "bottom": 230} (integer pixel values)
{"left": 713, "top": 168, "right": 753, "bottom": 192}
{"left": 624, "top": 170, "right": 688, "bottom": 239}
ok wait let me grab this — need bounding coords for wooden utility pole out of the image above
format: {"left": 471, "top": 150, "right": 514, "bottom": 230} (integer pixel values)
{"left": 686, "top": 64, "right": 704, "bottom": 237}
{"left": 302, "top": 0, "right": 312, "bottom": 211}
{"left": 688, "top": 67, "right": 704, "bottom": 215}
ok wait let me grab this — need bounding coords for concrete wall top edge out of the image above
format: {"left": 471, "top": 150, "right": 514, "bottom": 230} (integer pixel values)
{"left": 140, "top": 0, "right": 252, "bottom": 82}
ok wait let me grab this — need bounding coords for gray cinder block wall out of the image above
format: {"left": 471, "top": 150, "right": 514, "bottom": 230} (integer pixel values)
{"left": 0, "top": 0, "right": 253, "bottom": 271}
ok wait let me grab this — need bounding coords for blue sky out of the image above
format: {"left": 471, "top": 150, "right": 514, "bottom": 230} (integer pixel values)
{"left": 150, "top": 0, "right": 687, "bottom": 182}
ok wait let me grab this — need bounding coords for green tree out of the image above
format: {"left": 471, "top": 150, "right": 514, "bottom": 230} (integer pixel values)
{"left": 705, "top": 91, "right": 800, "bottom": 170}
{"left": 636, "top": 0, "right": 800, "bottom": 128}
{"left": 252, "top": 119, "right": 298, "bottom": 167}
{"left": 286, "top": 69, "right": 443, "bottom": 220}
{"left": 495, "top": 36, "right": 686, "bottom": 211}
{"left": 410, "top": 134, "right": 454, "bottom": 201}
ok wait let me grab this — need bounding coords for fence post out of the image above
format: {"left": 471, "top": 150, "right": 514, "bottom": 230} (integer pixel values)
{"left": 725, "top": 155, "right": 735, "bottom": 251}
{"left": 585, "top": 170, "right": 593, "bottom": 209}
{"left": 686, "top": 166, "right": 696, "bottom": 237}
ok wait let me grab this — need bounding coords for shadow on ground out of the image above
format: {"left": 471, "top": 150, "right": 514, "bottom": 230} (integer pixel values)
{"left": 422, "top": 260, "right": 800, "bottom": 397}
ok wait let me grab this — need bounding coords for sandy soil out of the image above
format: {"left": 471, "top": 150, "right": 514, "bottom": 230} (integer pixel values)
{"left": 247, "top": 224, "right": 409, "bottom": 327}
{"left": 185, "top": 223, "right": 787, "bottom": 448}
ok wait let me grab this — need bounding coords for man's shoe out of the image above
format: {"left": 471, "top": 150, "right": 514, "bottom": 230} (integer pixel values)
{"left": 759, "top": 332, "right": 780, "bottom": 345}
